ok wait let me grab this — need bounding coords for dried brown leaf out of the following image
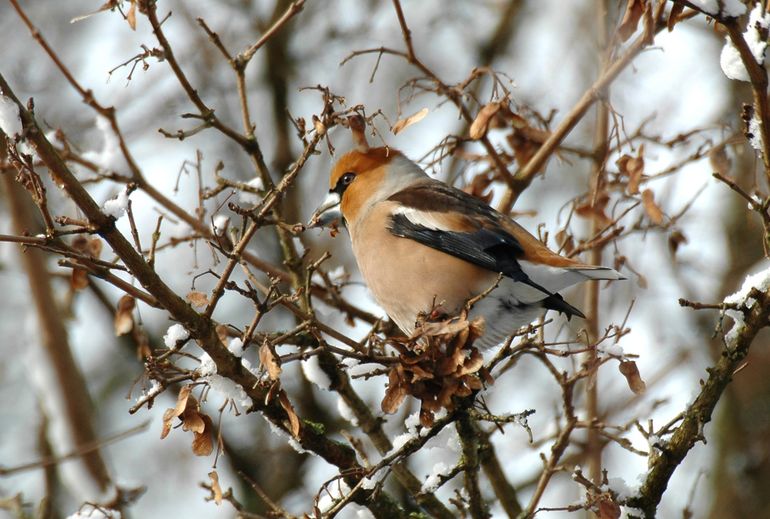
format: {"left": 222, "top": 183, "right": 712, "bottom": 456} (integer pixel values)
{"left": 87, "top": 238, "right": 103, "bottom": 258}
{"left": 215, "top": 324, "right": 229, "bottom": 344}
{"left": 598, "top": 497, "right": 622, "bottom": 519}
{"left": 259, "top": 342, "right": 282, "bottom": 380}
{"left": 619, "top": 360, "right": 646, "bottom": 394}
{"left": 392, "top": 107, "right": 429, "bottom": 135}
{"left": 641, "top": 189, "right": 664, "bottom": 225}
{"left": 192, "top": 414, "right": 214, "bottom": 456}
{"left": 71, "top": 236, "right": 89, "bottom": 252}
{"left": 278, "top": 390, "right": 301, "bottom": 438}
{"left": 114, "top": 295, "right": 135, "bottom": 336}
{"left": 126, "top": 0, "right": 137, "bottom": 30}
{"left": 71, "top": 268, "right": 89, "bottom": 290}
{"left": 414, "top": 318, "right": 469, "bottom": 339}
{"left": 161, "top": 385, "right": 194, "bottom": 439}
{"left": 381, "top": 368, "right": 407, "bottom": 414}
{"left": 575, "top": 193, "right": 612, "bottom": 227}
{"left": 469, "top": 102, "right": 503, "bottom": 140}
{"left": 182, "top": 409, "right": 205, "bottom": 434}
{"left": 208, "top": 470, "right": 223, "bottom": 505}
{"left": 618, "top": 0, "right": 645, "bottom": 41}
{"left": 187, "top": 290, "right": 209, "bottom": 308}
{"left": 70, "top": 0, "right": 118, "bottom": 24}
{"left": 668, "top": 230, "right": 688, "bottom": 256}
{"left": 617, "top": 144, "right": 645, "bottom": 195}
{"left": 160, "top": 408, "right": 175, "bottom": 440}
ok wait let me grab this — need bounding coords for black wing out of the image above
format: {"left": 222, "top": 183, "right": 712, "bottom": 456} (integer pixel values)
{"left": 386, "top": 183, "right": 584, "bottom": 318}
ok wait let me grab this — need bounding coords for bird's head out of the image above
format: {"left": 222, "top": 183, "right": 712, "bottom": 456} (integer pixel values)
{"left": 309, "top": 116, "right": 426, "bottom": 230}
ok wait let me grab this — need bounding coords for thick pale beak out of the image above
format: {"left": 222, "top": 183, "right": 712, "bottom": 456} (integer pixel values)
{"left": 308, "top": 191, "right": 342, "bottom": 229}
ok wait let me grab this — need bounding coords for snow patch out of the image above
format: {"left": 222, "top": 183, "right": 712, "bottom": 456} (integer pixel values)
{"left": 421, "top": 462, "right": 451, "bottom": 493}
{"left": 102, "top": 188, "right": 130, "bottom": 219}
{"left": 227, "top": 338, "right": 244, "bottom": 357}
{"left": 317, "top": 479, "right": 351, "bottom": 514}
{"left": 723, "top": 264, "right": 770, "bottom": 344}
{"left": 337, "top": 396, "right": 358, "bottom": 425}
{"left": 163, "top": 323, "right": 189, "bottom": 349}
{"left": 720, "top": 4, "right": 770, "bottom": 81}
{"left": 301, "top": 355, "right": 332, "bottom": 390}
{"left": 198, "top": 353, "right": 217, "bottom": 376}
{"left": 66, "top": 507, "right": 120, "bottom": 519}
{"left": 211, "top": 214, "right": 230, "bottom": 235}
{"left": 206, "top": 373, "right": 253, "bottom": 409}
{"left": 748, "top": 111, "right": 763, "bottom": 150}
{"left": 0, "top": 95, "right": 23, "bottom": 137}
{"left": 238, "top": 177, "right": 264, "bottom": 205}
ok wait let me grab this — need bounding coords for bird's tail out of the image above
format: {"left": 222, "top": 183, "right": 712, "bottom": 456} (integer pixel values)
{"left": 567, "top": 266, "right": 625, "bottom": 281}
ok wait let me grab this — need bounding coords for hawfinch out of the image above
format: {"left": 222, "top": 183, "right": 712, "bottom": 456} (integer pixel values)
{"left": 310, "top": 123, "right": 623, "bottom": 349}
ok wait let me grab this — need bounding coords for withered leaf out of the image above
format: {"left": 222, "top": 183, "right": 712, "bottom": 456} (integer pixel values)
{"left": 617, "top": 144, "right": 645, "bottom": 195}
{"left": 668, "top": 230, "right": 688, "bottom": 256}
{"left": 259, "top": 342, "right": 282, "bottom": 380}
{"left": 469, "top": 102, "right": 503, "bottom": 140}
{"left": 598, "top": 497, "right": 622, "bottom": 519}
{"left": 70, "top": 0, "right": 117, "bottom": 24}
{"left": 192, "top": 414, "right": 214, "bottom": 456}
{"left": 392, "top": 107, "right": 429, "bottom": 135}
{"left": 215, "top": 324, "right": 229, "bottom": 344}
{"left": 187, "top": 290, "right": 209, "bottom": 308}
{"left": 619, "top": 360, "right": 646, "bottom": 394}
{"left": 71, "top": 268, "right": 89, "bottom": 290}
{"left": 618, "top": 0, "right": 646, "bottom": 41}
{"left": 126, "top": 0, "right": 137, "bottom": 30}
{"left": 641, "top": 189, "right": 665, "bottom": 225}
{"left": 278, "top": 389, "right": 301, "bottom": 438}
{"left": 457, "top": 349, "right": 484, "bottom": 377}
{"left": 575, "top": 193, "right": 612, "bottom": 227}
{"left": 87, "top": 238, "right": 103, "bottom": 258}
{"left": 161, "top": 385, "right": 193, "bottom": 439}
{"left": 208, "top": 470, "right": 223, "bottom": 505}
{"left": 114, "top": 295, "right": 135, "bottom": 336}
{"left": 71, "top": 235, "right": 89, "bottom": 252}
{"left": 414, "top": 318, "right": 469, "bottom": 338}
{"left": 381, "top": 311, "right": 491, "bottom": 420}
{"left": 381, "top": 367, "right": 407, "bottom": 414}
{"left": 462, "top": 171, "right": 494, "bottom": 205}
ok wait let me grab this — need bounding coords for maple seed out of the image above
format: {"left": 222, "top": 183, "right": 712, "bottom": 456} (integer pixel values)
{"left": 469, "top": 102, "right": 503, "bottom": 140}
{"left": 187, "top": 290, "right": 209, "bottom": 308}
{"left": 641, "top": 189, "right": 664, "bottom": 225}
{"left": 114, "top": 295, "right": 136, "bottom": 336}
{"left": 619, "top": 360, "right": 646, "bottom": 394}
{"left": 259, "top": 342, "right": 283, "bottom": 380}
{"left": 392, "top": 107, "right": 429, "bottom": 135}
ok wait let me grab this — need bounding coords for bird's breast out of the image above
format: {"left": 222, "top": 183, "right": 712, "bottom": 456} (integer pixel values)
{"left": 349, "top": 202, "right": 497, "bottom": 336}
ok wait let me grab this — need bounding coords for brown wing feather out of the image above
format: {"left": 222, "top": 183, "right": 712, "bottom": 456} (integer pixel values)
{"left": 389, "top": 180, "right": 586, "bottom": 267}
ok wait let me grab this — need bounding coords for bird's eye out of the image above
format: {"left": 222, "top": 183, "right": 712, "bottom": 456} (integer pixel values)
{"left": 341, "top": 172, "right": 356, "bottom": 185}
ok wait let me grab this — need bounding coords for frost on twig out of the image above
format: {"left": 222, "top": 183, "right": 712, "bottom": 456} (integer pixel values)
{"left": 722, "top": 263, "right": 770, "bottom": 345}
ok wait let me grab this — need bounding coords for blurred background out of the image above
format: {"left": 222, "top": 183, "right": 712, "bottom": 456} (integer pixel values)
{"left": 0, "top": 0, "right": 768, "bottom": 517}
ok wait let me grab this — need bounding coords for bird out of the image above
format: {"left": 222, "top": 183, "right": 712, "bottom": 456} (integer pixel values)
{"left": 309, "top": 117, "right": 623, "bottom": 349}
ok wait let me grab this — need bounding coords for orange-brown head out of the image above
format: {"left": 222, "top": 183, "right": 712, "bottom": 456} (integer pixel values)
{"left": 309, "top": 146, "right": 428, "bottom": 230}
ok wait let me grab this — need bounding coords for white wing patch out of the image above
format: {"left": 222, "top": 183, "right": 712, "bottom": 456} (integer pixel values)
{"left": 391, "top": 206, "right": 451, "bottom": 231}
